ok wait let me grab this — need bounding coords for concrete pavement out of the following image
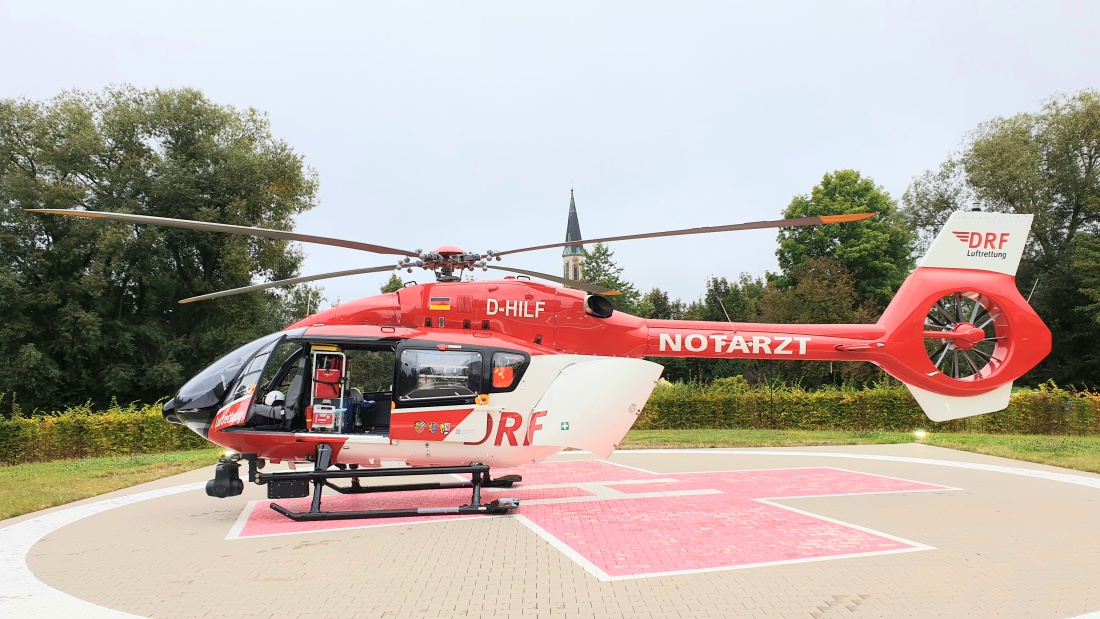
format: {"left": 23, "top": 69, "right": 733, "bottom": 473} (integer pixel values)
{"left": 4, "top": 444, "right": 1100, "bottom": 618}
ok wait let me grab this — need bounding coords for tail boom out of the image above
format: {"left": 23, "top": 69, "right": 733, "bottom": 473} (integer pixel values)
{"left": 641, "top": 211, "right": 1051, "bottom": 421}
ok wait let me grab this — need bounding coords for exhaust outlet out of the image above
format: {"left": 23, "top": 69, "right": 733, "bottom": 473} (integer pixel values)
{"left": 583, "top": 295, "right": 614, "bottom": 318}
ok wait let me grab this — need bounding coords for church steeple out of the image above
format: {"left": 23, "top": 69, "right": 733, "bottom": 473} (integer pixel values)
{"left": 562, "top": 189, "right": 585, "bottom": 281}
{"left": 563, "top": 189, "right": 583, "bottom": 256}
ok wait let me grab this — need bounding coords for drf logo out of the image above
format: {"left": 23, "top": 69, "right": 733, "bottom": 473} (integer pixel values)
{"left": 953, "top": 231, "right": 1010, "bottom": 250}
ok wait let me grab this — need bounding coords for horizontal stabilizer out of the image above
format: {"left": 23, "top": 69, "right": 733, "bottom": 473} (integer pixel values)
{"left": 905, "top": 382, "right": 1013, "bottom": 422}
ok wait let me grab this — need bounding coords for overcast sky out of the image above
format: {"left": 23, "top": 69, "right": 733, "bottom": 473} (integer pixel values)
{"left": 3, "top": 1, "right": 1099, "bottom": 308}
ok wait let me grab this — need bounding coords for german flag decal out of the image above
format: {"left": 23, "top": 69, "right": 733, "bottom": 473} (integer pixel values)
{"left": 429, "top": 296, "right": 451, "bottom": 311}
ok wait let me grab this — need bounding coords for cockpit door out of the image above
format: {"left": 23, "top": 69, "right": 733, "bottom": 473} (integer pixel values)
{"left": 528, "top": 357, "right": 663, "bottom": 458}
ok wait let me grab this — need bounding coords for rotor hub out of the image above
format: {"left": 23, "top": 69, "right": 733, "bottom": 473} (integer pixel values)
{"left": 951, "top": 323, "right": 986, "bottom": 350}
{"left": 397, "top": 246, "right": 491, "bottom": 281}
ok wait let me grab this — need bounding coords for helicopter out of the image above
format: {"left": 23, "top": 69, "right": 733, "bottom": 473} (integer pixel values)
{"left": 27, "top": 206, "right": 1050, "bottom": 522}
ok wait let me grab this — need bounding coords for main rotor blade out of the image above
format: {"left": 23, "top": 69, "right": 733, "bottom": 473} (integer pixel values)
{"left": 25, "top": 209, "right": 419, "bottom": 257}
{"left": 492, "top": 212, "right": 876, "bottom": 257}
{"left": 179, "top": 265, "right": 398, "bottom": 304}
{"left": 487, "top": 266, "right": 621, "bottom": 296}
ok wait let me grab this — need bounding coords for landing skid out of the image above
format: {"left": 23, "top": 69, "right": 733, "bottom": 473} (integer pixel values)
{"left": 252, "top": 444, "right": 521, "bottom": 522}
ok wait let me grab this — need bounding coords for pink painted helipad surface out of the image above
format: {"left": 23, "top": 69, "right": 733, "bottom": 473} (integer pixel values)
{"left": 230, "top": 461, "right": 950, "bottom": 579}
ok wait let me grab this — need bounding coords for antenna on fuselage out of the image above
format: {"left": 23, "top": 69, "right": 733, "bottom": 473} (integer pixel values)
{"left": 1027, "top": 277, "right": 1040, "bottom": 303}
{"left": 717, "top": 297, "right": 733, "bottom": 323}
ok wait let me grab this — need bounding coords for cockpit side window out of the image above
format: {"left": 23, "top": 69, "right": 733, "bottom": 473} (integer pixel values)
{"left": 173, "top": 331, "right": 284, "bottom": 412}
{"left": 261, "top": 342, "right": 305, "bottom": 395}
{"left": 224, "top": 337, "right": 281, "bottom": 404}
{"left": 396, "top": 349, "right": 482, "bottom": 404}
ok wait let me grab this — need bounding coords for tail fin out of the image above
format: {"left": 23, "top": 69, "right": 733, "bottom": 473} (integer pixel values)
{"left": 876, "top": 211, "right": 1050, "bottom": 421}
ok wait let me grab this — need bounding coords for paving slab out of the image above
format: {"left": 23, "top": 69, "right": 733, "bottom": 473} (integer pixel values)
{"left": 3, "top": 444, "right": 1099, "bottom": 618}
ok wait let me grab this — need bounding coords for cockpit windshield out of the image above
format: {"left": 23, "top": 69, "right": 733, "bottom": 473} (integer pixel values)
{"left": 172, "top": 331, "right": 290, "bottom": 412}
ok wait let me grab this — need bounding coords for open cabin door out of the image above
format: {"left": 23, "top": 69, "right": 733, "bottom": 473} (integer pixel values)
{"left": 529, "top": 357, "right": 663, "bottom": 458}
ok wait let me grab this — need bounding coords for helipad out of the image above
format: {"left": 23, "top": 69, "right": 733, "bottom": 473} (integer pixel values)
{"left": 4, "top": 444, "right": 1100, "bottom": 618}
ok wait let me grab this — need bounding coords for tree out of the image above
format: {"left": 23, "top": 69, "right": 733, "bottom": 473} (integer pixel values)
{"left": 687, "top": 275, "right": 765, "bottom": 323}
{"left": 1076, "top": 235, "right": 1100, "bottom": 323}
{"left": 760, "top": 258, "right": 872, "bottom": 324}
{"left": 759, "top": 257, "right": 880, "bottom": 385}
{"left": 0, "top": 87, "right": 318, "bottom": 413}
{"left": 775, "top": 170, "right": 915, "bottom": 310}
{"left": 282, "top": 284, "right": 326, "bottom": 323}
{"left": 580, "top": 243, "right": 640, "bottom": 313}
{"left": 380, "top": 273, "right": 404, "bottom": 294}
{"left": 901, "top": 90, "right": 1100, "bottom": 386}
{"left": 636, "top": 288, "right": 686, "bottom": 320}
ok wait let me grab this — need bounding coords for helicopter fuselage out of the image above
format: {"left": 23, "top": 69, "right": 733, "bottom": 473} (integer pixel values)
{"left": 166, "top": 261, "right": 1048, "bottom": 471}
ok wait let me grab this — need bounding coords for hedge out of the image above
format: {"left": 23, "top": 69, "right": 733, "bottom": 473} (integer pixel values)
{"left": 635, "top": 378, "right": 1100, "bottom": 435}
{"left": 0, "top": 402, "right": 212, "bottom": 466}
{"left": 3, "top": 380, "right": 1098, "bottom": 466}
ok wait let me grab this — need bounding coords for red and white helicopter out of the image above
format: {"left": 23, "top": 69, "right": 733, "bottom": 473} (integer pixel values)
{"left": 29, "top": 206, "right": 1050, "bottom": 521}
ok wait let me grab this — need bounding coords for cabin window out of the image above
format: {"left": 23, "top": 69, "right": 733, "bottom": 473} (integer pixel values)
{"left": 396, "top": 349, "right": 482, "bottom": 402}
{"left": 491, "top": 352, "right": 525, "bottom": 389}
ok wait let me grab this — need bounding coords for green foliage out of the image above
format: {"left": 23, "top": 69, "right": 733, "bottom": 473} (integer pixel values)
{"left": 581, "top": 243, "right": 640, "bottom": 312}
{"left": 0, "top": 402, "right": 212, "bottom": 465}
{"left": 690, "top": 274, "right": 765, "bottom": 323}
{"left": 344, "top": 350, "right": 395, "bottom": 392}
{"left": 1076, "top": 235, "right": 1100, "bottom": 322}
{"left": 760, "top": 258, "right": 872, "bottom": 324}
{"left": 776, "top": 170, "right": 915, "bottom": 309}
{"left": 0, "top": 87, "right": 319, "bottom": 413}
{"left": 283, "top": 284, "right": 326, "bottom": 323}
{"left": 902, "top": 89, "right": 1100, "bottom": 387}
{"left": 635, "top": 378, "right": 1100, "bottom": 435}
{"left": 380, "top": 273, "right": 405, "bottom": 294}
{"left": 635, "top": 288, "right": 686, "bottom": 320}
{"left": 759, "top": 257, "right": 881, "bottom": 385}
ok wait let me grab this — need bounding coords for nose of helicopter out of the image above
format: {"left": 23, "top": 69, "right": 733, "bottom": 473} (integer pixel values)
{"left": 162, "top": 398, "right": 182, "bottom": 424}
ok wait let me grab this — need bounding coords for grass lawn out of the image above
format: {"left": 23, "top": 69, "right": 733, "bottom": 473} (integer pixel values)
{"left": 621, "top": 429, "right": 914, "bottom": 449}
{"left": 621, "top": 429, "right": 1100, "bottom": 474}
{"left": 0, "top": 448, "right": 222, "bottom": 521}
{"left": 922, "top": 433, "right": 1100, "bottom": 474}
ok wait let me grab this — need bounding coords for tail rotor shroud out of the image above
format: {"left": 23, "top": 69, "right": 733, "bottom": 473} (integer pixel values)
{"left": 922, "top": 291, "right": 1007, "bottom": 381}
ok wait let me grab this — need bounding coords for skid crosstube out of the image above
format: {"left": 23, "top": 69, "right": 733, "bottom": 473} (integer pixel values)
{"left": 254, "top": 443, "right": 520, "bottom": 522}
{"left": 269, "top": 500, "right": 517, "bottom": 522}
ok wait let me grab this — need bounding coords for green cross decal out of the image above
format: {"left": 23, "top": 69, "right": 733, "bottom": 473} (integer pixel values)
{"left": 560, "top": 421, "right": 570, "bottom": 431}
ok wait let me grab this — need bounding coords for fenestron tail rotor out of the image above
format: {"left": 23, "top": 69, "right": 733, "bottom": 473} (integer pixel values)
{"left": 922, "top": 291, "right": 1005, "bottom": 380}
